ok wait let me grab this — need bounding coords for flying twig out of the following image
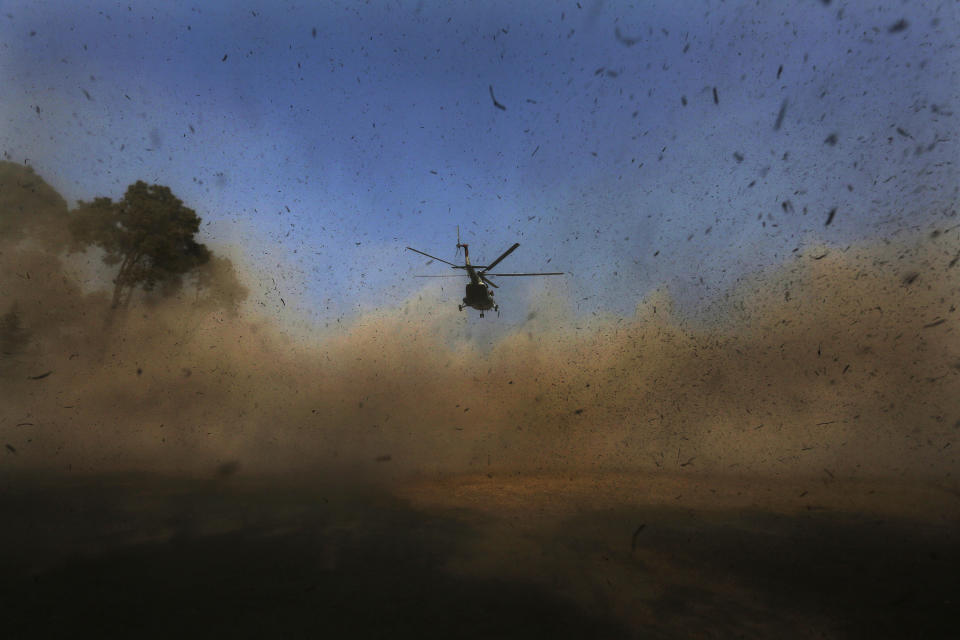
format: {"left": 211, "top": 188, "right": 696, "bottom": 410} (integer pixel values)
{"left": 488, "top": 85, "right": 506, "bottom": 111}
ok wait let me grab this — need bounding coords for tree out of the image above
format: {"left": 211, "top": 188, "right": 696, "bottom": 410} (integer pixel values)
{"left": 69, "top": 181, "right": 211, "bottom": 309}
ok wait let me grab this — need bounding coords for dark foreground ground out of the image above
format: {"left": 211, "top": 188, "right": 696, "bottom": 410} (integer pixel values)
{"left": 0, "top": 472, "right": 957, "bottom": 639}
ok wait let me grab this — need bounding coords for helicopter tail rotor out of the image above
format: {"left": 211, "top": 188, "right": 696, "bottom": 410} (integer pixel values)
{"left": 455, "top": 225, "right": 463, "bottom": 259}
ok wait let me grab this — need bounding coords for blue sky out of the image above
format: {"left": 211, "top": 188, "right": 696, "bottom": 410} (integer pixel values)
{"left": 2, "top": 0, "right": 957, "bottom": 327}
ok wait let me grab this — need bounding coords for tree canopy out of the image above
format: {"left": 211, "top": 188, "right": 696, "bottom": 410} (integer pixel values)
{"left": 70, "top": 181, "right": 211, "bottom": 309}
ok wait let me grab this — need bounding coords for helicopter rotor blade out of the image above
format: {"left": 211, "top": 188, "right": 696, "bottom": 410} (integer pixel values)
{"left": 406, "top": 246, "right": 461, "bottom": 268}
{"left": 481, "top": 243, "right": 520, "bottom": 273}
{"left": 413, "top": 275, "right": 466, "bottom": 278}
{"left": 482, "top": 272, "right": 565, "bottom": 277}
{"left": 480, "top": 274, "right": 499, "bottom": 289}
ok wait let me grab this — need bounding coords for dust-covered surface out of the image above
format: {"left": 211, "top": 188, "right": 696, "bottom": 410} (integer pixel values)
{"left": 0, "top": 474, "right": 635, "bottom": 639}
{"left": 2, "top": 163, "right": 959, "bottom": 637}
{"left": 0, "top": 472, "right": 956, "bottom": 639}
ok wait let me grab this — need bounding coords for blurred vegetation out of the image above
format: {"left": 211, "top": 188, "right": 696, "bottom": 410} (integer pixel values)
{"left": 0, "top": 163, "right": 248, "bottom": 337}
{"left": 0, "top": 162, "right": 70, "bottom": 251}
{"left": 69, "top": 181, "right": 212, "bottom": 310}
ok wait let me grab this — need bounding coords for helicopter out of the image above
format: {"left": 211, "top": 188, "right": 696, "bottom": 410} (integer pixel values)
{"left": 406, "top": 227, "right": 563, "bottom": 317}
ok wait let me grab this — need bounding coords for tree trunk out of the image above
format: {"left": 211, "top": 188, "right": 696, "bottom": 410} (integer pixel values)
{"left": 110, "top": 252, "right": 138, "bottom": 309}
{"left": 110, "top": 280, "right": 126, "bottom": 309}
{"left": 123, "top": 285, "right": 135, "bottom": 308}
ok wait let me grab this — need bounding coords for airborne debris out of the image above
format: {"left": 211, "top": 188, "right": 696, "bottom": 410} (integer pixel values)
{"left": 712, "top": 87, "right": 719, "bottom": 104}
{"left": 887, "top": 19, "right": 909, "bottom": 34}
{"left": 614, "top": 26, "right": 640, "bottom": 47}
{"left": 825, "top": 208, "right": 836, "bottom": 226}
{"left": 773, "top": 99, "right": 788, "bottom": 131}
{"left": 28, "top": 371, "right": 52, "bottom": 380}
{"left": 375, "top": 454, "right": 392, "bottom": 462}
{"left": 824, "top": 133, "right": 838, "bottom": 146}
{"left": 5, "top": 444, "right": 15, "bottom": 454}
{"left": 488, "top": 85, "right": 506, "bottom": 111}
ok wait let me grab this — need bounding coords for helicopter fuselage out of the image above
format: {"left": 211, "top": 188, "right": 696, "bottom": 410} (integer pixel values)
{"left": 463, "top": 272, "right": 495, "bottom": 311}
{"left": 407, "top": 230, "right": 561, "bottom": 319}
{"left": 461, "top": 257, "right": 496, "bottom": 314}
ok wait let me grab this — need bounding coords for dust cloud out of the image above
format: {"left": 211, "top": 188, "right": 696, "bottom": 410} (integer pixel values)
{"left": 2, "top": 162, "right": 957, "bottom": 488}
{"left": 3, "top": 164, "right": 959, "bottom": 638}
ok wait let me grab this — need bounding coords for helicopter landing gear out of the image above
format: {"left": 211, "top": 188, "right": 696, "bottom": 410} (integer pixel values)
{"left": 479, "top": 312, "right": 484, "bottom": 318}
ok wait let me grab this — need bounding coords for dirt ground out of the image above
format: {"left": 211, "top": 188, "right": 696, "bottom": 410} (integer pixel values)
{"left": 0, "top": 471, "right": 957, "bottom": 639}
